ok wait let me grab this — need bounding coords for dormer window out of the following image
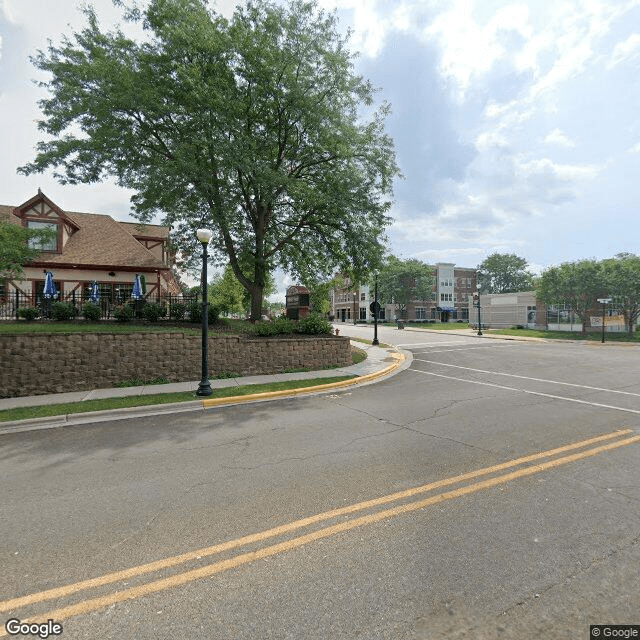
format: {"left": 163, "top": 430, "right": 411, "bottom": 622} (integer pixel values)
{"left": 27, "top": 221, "right": 59, "bottom": 251}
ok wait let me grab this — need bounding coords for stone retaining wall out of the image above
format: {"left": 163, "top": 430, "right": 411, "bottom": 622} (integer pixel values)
{"left": 0, "top": 332, "right": 351, "bottom": 398}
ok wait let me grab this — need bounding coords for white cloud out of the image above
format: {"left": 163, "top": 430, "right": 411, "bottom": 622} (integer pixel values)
{"left": 543, "top": 128, "right": 576, "bottom": 147}
{"left": 516, "top": 157, "right": 604, "bottom": 182}
{"left": 608, "top": 32, "right": 640, "bottom": 68}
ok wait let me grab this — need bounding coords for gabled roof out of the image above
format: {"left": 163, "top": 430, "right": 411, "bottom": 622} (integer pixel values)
{"left": 48, "top": 211, "right": 166, "bottom": 268}
{"left": 0, "top": 193, "right": 170, "bottom": 270}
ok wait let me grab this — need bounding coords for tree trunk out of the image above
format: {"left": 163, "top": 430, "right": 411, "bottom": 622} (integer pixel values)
{"left": 250, "top": 284, "right": 264, "bottom": 322}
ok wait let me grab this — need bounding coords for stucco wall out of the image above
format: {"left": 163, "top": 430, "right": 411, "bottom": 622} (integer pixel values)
{"left": 0, "top": 332, "right": 351, "bottom": 398}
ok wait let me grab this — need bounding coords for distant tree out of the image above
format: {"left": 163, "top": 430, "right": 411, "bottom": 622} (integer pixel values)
{"left": 536, "top": 259, "right": 604, "bottom": 333}
{"left": 373, "top": 256, "right": 434, "bottom": 320}
{"left": 19, "top": 0, "right": 399, "bottom": 320}
{"left": 0, "top": 221, "right": 55, "bottom": 278}
{"left": 601, "top": 253, "right": 640, "bottom": 334}
{"left": 209, "top": 264, "right": 246, "bottom": 316}
{"left": 209, "top": 262, "right": 277, "bottom": 317}
{"left": 477, "top": 253, "right": 534, "bottom": 294}
{"left": 307, "top": 276, "right": 344, "bottom": 316}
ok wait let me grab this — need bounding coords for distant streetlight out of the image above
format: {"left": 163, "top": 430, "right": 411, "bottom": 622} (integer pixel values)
{"left": 475, "top": 283, "right": 483, "bottom": 336}
{"left": 196, "top": 228, "right": 213, "bottom": 396}
{"left": 597, "top": 297, "right": 612, "bottom": 344}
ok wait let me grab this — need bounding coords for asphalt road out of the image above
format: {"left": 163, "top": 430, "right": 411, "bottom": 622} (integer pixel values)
{"left": 2, "top": 325, "right": 639, "bottom": 639}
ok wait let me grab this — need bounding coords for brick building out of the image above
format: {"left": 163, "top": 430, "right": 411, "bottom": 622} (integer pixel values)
{"left": 330, "top": 263, "right": 478, "bottom": 323}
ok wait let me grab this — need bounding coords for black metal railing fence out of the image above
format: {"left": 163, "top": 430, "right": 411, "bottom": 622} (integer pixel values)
{"left": 0, "top": 290, "right": 201, "bottom": 322}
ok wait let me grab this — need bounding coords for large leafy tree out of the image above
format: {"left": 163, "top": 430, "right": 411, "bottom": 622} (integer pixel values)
{"left": 477, "top": 253, "right": 534, "bottom": 294}
{"left": 20, "top": 0, "right": 399, "bottom": 320}
{"left": 536, "top": 259, "right": 604, "bottom": 333}
{"left": 601, "top": 253, "right": 640, "bottom": 334}
{"left": 373, "top": 255, "right": 434, "bottom": 320}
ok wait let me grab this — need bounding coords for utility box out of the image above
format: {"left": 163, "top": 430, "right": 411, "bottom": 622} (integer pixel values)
{"left": 286, "top": 285, "right": 311, "bottom": 320}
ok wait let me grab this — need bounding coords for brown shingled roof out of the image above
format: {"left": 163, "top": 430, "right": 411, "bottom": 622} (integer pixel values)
{"left": 119, "top": 220, "right": 170, "bottom": 239}
{"left": 48, "top": 211, "right": 165, "bottom": 268}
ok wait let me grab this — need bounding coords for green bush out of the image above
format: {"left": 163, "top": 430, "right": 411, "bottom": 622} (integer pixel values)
{"left": 253, "top": 320, "right": 280, "bottom": 336}
{"left": 272, "top": 316, "right": 296, "bottom": 334}
{"left": 113, "top": 304, "right": 134, "bottom": 322}
{"left": 169, "top": 302, "right": 187, "bottom": 321}
{"left": 187, "top": 300, "right": 219, "bottom": 324}
{"left": 18, "top": 307, "right": 40, "bottom": 321}
{"left": 52, "top": 301, "right": 77, "bottom": 321}
{"left": 82, "top": 302, "right": 102, "bottom": 322}
{"left": 297, "top": 314, "right": 332, "bottom": 335}
{"left": 141, "top": 302, "right": 167, "bottom": 323}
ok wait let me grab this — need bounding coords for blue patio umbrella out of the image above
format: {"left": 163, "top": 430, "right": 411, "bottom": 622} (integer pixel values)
{"left": 132, "top": 274, "right": 143, "bottom": 300}
{"left": 89, "top": 281, "right": 100, "bottom": 304}
{"left": 43, "top": 272, "right": 57, "bottom": 299}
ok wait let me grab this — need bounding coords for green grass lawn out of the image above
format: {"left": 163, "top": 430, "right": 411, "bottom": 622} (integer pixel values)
{"left": 349, "top": 337, "right": 391, "bottom": 348}
{"left": 487, "top": 327, "right": 640, "bottom": 342}
{"left": 0, "top": 321, "right": 203, "bottom": 335}
{"left": 408, "top": 322, "right": 471, "bottom": 330}
{"left": 0, "top": 376, "right": 356, "bottom": 423}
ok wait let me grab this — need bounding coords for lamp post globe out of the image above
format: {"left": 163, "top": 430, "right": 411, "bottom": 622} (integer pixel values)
{"left": 196, "top": 229, "right": 213, "bottom": 396}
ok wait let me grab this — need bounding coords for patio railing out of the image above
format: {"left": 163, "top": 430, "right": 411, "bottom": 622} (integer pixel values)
{"left": 0, "top": 290, "right": 201, "bottom": 321}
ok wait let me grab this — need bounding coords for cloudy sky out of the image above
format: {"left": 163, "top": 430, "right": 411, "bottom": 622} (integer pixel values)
{"left": 2, "top": 0, "right": 640, "bottom": 294}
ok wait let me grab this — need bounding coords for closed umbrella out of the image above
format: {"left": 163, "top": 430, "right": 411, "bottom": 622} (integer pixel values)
{"left": 43, "top": 272, "right": 57, "bottom": 299}
{"left": 132, "top": 274, "right": 143, "bottom": 300}
{"left": 89, "top": 281, "right": 100, "bottom": 304}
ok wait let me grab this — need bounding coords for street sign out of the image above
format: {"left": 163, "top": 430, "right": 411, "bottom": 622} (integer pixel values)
{"left": 597, "top": 298, "right": 613, "bottom": 304}
{"left": 369, "top": 301, "right": 381, "bottom": 314}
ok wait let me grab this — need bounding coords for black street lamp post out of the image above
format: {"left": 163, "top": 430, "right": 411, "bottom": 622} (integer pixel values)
{"left": 475, "top": 284, "right": 483, "bottom": 336}
{"left": 196, "top": 228, "right": 213, "bottom": 396}
{"left": 372, "top": 273, "right": 379, "bottom": 346}
{"left": 598, "top": 297, "right": 612, "bottom": 344}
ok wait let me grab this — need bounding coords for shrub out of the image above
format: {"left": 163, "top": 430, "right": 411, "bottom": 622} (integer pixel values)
{"left": 113, "top": 304, "right": 134, "bottom": 322}
{"left": 187, "top": 300, "right": 219, "bottom": 324}
{"left": 297, "top": 314, "right": 333, "bottom": 335}
{"left": 253, "top": 320, "right": 280, "bottom": 336}
{"left": 169, "top": 302, "right": 187, "bottom": 321}
{"left": 141, "top": 302, "right": 167, "bottom": 323}
{"left": 272, "top": 316, "right": 296, "bottom": 334}
{"left": 51, "top": 301, "right": 77, "bottom": 321}
{"left": 82, "top": 302, "right": 102, "bottom": 322}
{"left": 18, "top": 307, "right": 40, "bottom": 321}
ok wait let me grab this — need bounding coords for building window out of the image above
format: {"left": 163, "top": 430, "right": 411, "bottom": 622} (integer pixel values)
{"left": 360, "top": 308, "right": 367, "bottom": 320}
{"left": 440, "top": 293, "right": 452, "bottom": 302}
{"left": 361, "top": 292, "right": 366, "bottom": 301}
{"left": 27, "top": 221, "right": 59, "bottom": 251}
{"left": 415, "top": 307, "right": 427, "bottom": 319}
{"left": 0, "top": 279, "right": 6, "bottom": 302}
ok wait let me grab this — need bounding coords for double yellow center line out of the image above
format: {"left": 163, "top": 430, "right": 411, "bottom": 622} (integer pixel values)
{"left": 2, "top": 428, "right": 638, "bottom": 632}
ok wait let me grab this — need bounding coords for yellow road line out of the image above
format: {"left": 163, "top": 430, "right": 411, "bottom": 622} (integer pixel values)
{"left": 0, "top": 428, "right": 631, "bottom": 614}
{"left": 4, "top": 432, "right": 638, "bottom": 632}
{"left": 200, "top": 354, "right": 405, "bottom": 408}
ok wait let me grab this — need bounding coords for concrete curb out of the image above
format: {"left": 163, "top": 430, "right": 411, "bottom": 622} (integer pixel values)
{"left": 200, "top": 350, "right": 408, "bottom": 408}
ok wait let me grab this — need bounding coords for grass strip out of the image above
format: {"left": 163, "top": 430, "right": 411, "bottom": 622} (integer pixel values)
{"left": 408, "top": 322, "right": 472, "bottom": 330}
{"left": 0, "top": 376, "right": 356, "bottom": 423}
{"left": 488, "top": 328, "right": 640, "bottom": 342}
{"left": 349, "top": 337, "right": 391, "bottom": 348}
{"left": 0, "top": 322, "right": 203, "bottom": 335}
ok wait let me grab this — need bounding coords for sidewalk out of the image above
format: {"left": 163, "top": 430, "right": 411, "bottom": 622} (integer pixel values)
{"left": 0, "top": 342, "right": 411, "bottom": 433}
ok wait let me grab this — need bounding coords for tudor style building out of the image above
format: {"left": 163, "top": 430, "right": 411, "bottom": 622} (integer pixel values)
{"left": 0, "top": 190, "right": 180, "bottom": 306}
